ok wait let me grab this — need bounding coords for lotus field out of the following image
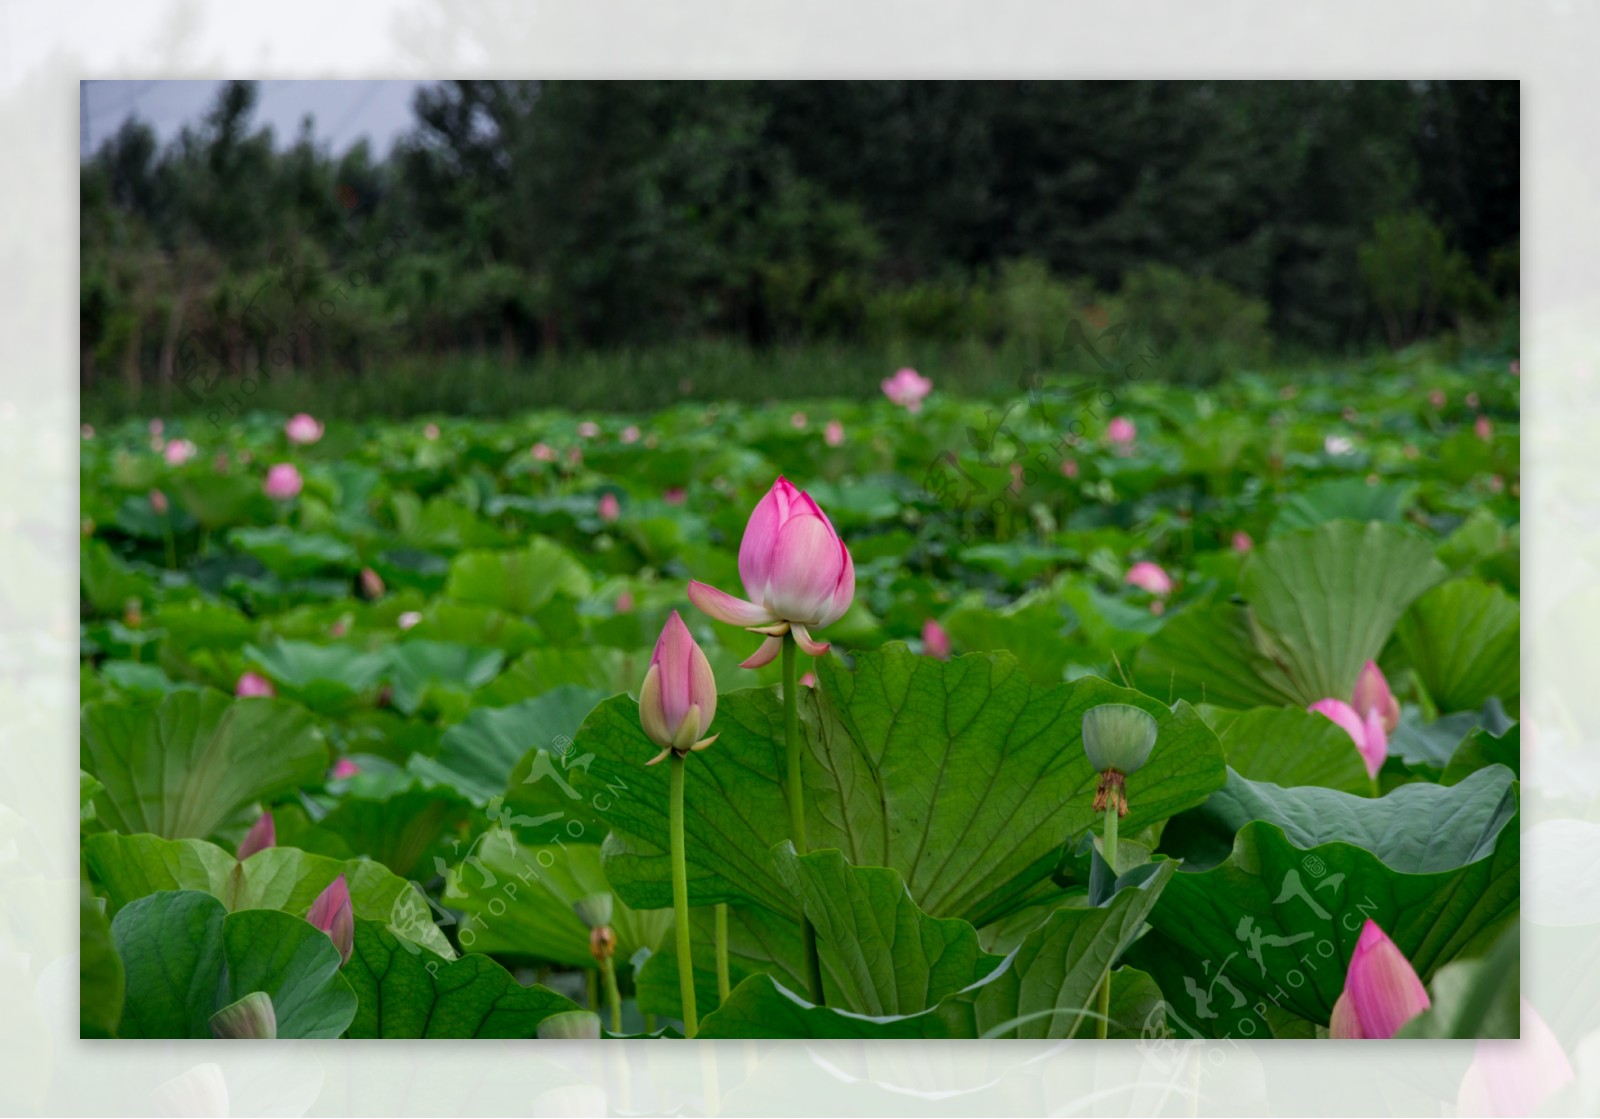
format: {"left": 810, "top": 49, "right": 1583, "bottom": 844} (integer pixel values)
{"left": 78, "top": 356, "right": 1521, "bottom": 1041}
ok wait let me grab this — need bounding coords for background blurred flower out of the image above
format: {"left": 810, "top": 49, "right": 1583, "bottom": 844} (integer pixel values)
{"left": 881, "top": 367, "right": 932, "bottom": 412}
{"left": 235, "top": 671, "right": 275, "bottom": 698}
{"left": 1107, "top": 416, "right": 1137, "bottom": 445}
{"left": 922, "top": 618, "right": 952, "bottom": 659}
{"left": 1125, "top": 561, "right": 1173, "bottom": 596}
{"left": 285, "top": 413, "right": 324, "bottom": 445}
{"left": 163, "top": 438, "right": 196, "bottom": 465}
{"left": 263, "top": 463, "right": 303, "bottom": 500}
{"left": 825, "top": 419, "right": 844, "bottom": 446}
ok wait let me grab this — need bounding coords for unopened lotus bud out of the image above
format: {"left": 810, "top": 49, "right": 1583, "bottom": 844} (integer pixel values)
{"left": 209, "top": 991, "right": 277, "bottom": 1039}
{"left": 1083, "top": 703, "right": 1158, "bottom": 817}
{"left": 589, "top": 925, "right": 617, "bottom": 963}
{"left": 307, "top": 874, "right": 354, "bottom": 966}
{"left": 359, "top": 567, "right": 385, "bottom": 599}
{"left": 237, "top": 810, "right": 275, "bottom": 859}
{"left": 537, "top": 1010, "right": 602, "bottom": 1040}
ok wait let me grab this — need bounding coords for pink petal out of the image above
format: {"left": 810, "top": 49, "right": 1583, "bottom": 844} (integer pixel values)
{"left": 740, "top": 635, "right": 784, "bottom": 669}
{"left": 737, "top": 478, "right": 794, "bottom": 598}
{"left": 237, "top": 811, "right": 275, "bottom": 859}
{"left": 1346, "top": 920, "right": 1430, "bottom": 1038}
{"left": 686, "top": 580, "right": 776, "bottom": 627}
{"left": 768, "top": 513, "right": 847, "bottom": 622}
{"left": 1352, "top": 660, "right": 1400, "bottom": 734}
{"left": 1309, "top": 698, "right": 1367, "bottom": 752}
{"left": 307, "top": 875, "right": 354, "bottom": 965}
{"left": 789, "top": 622, "right": 830, "bottom": 657}
{"left": 922, "top": 619, "right": 952, "bottom": 660}
{"left": 1358, "top": 704, "right": 1388, "bottom": 780}
{"left": 1457, "top": 999, "right": 1574, "bottom": 1116}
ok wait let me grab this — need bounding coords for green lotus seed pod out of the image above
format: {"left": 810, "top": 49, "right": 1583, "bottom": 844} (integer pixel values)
{"left": 1082, "top": 703, "right": 1158, "bottom": 776}
{"left": 538, "top": 1010, "right": 603, "bottom": 1040}
{"left": 572, "top": 892, "right": 614, "bottom": 930}
{"left": 209, "top": 991, "right": 277, "bottom": 1039}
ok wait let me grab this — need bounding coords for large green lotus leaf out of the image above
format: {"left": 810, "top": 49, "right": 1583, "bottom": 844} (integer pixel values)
{"left": 405, "top": 601, "right": 544, "bottom": 657}
{"left": 1442, "top": 724, "right": 1520, "bottom": 786}
{"left": 82, "top": 831, "right": 455, "bottom": 959}
{"left": 772, "top": 845, "right": 1003, "bottom": 1016}
{"left": 1238, "top": 520, "right": 1447, "bottom": 704}
{"left": 422, "top": 685, "right": 608, "bottom": 804}
{"left": 445, "top": 830, "right": 672, "bottom": 969}
{"left": 1272, "top": 477, "right": 1416, "bottom": 534}
{"left": 384, "top": 639, "right": 505, "bottom": 716}
{"left": 80, "top": 689, "right": 327, "bottom": 840}
{"left": 175, "top": 473, "right": 274, "bottom": 531}
{"left": 446, "top": 537, "right": 593, "bottom": 616}
{"left": 80, "top": 539, "right": 155, "bottom": 614}
{"left": 695, "top": 973, "right": 957, "bottom": 1039}
{"left": 1212, "top": 706, "right": 1371, "bottom": 795}
{"left": 227, "top": 526, "right": 359, "bottom": 578}
{"left": 112, "top": 890, "right": 356, "bottom": 1039}
{"left": 1396, "top": 921, "right": 1519, "bottom": 1039}
{"left": 575, "top": 645, "right": 1224, "bottom": 926}
{"left": 80, "top": 880, "right": 124, "bottom": 1037}
{"left": 633, "top": 900, "right": 809, "bottom": 1022}
{"left": 476, "top": 646, "right": 642, "bottom": 705}
{"left": 1146, "top": 766, "right": 1518, "bottom": 1029}
{"left": 1393, "top": 579, "right": 1520, "bottom": 714}
{"left": 344, "top": 918, "right": 579, "bottom": 1038}
{"left": 242, "top": 640, "right": 388, "bottom": 712}
{"left": 941, "top": 600, "right": 1076, "bottom": 684}
{"left": 315, "top": 781, "right": 475, "bottom": 879}
{"left": 1132, "top": 602, "right": 1300, "bottom": 709}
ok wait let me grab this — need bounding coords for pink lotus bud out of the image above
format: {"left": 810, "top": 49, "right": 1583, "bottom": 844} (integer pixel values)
{"left": 1310, "top": 698, "right": 1387, "bottom": 780}
{"left": 1455, "top": 999, "right": 1573, "bottom": 1116}
{"left": 235, "top": 671, "right": 275, "bottom": 698}
{"left": 791, "top": 412, "right": 808, "bottom": 429}
{"left": 663, "top": 487, "right": 687, "bottom": 505}
{"left": 638, "top": 611, "right": 719, "bottom": 764}
{"left": 598, "top": 493, "right": 621, "bottom": 523}
{"left": 1475, "top": 415, "right": 1493, "bottom": 441}
{"left": 284, "top": 413, "right": 324, "bottom": 445}
{"left": 149, "top": 418, "right": 164, "bottom": 436}
{"left": 424, "top": 423, "right": 440, "bottom": 441}
{"left": 307, "top": 875, "right": 354, "bottom": 966}
{"left": 824, "top": 420, "right": 845, "bottom": 447}
{"left": 331, "top": 758, "right": 360, "bottom": 779}
{"left": 615, "top": 590, "right": 634, "bottom": 613}
{"left": 1232, "top": 531, "right": 1253, "bottom": 553}
{"left": 577, "top": 421, "right": 601, "bottom": 439}
{"left": 149, "top": 489, "right": 169, "bottom": 515}
{"left": 1329, "top": 920, "right": 1430, "bottom": 1038}
{"left": 531, "top": 442, "right": 557, "bottom": 462}
{"left": 687, "top": 476, "right": 855, "bottom": 667}
{"left": 1352, "top": 660, "right": 1401, "bottom": 735}
{"left": 1107, "top": 416, "right": 1137, "bottom": 445}
{"left": 1061, "top": 458, "right": 1079, "bottom": 479}
{"left": 263, "top": 463, "right": 303, "bottom": 501}
{"left": 621, "top": 425, "right": 641, "bottom": 444}
{"left": 164, "top": 438, "right": 197, "bottom": 466}
{"left": 237, "top": 810, "right": 275, "bottom": 859}
{"left": 359, "top": 567, "right": 385, "bottom": 599}
{"left": 1429, "top": 389, "right": 1446, "bottom": 408}
{"left": 881, "top": 367, "right": 932, "bottom": 412}
{"left": 1125, "top": 561, "right": 1173, "bottom": 596}
{"left": 397, "top": 610, "right": 422, "bottom": 630}
{"left": 922, "top": 618, "right": 952, "bottom": 660}
{"left": 81, "top": 424, "right": 94, "bottom": 439}
{"left": 799, "top": 671, "right": 817, "bottom": 688}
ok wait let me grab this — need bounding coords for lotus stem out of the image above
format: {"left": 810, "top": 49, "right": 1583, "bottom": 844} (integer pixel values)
{"left": 586, "top": 968, "right": 598, "bottom": 1013}
{"left": 715, "top": 902, "right": 731, "bottom": 1004}
{"left": 600, "top": 953, "right": 622, "bottom": 1035}
{"left": 782, "top": 633, "right": 825, "bottom": 1005}
{"left": 670, "top": 751, "right": 699, "bottom": 1037}
{"left": 1096, "top": 799, "right": 1119, "bottom": 1039}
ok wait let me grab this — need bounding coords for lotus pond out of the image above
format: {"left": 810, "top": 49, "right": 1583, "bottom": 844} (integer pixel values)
{"left": 78, "top": 355, "right": 1521, "bottom": 1041}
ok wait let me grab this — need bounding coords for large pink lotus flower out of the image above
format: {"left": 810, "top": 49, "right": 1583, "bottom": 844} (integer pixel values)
{"left": 1351, "top": 660, "right": 1401, "bottom": 735}
{"left": 235, "top": 671, "right": 276, "bottom": 698}
{"left": 824, "top": 420, "right": 845, "bottom": 447}
{"left": 1310, "top": 697, "right": 1387, "bottom": 780}
{"left": 164, "top": 438, "right": 197, "bottom": 466}
{"left": 237, "top": 811, "right": 275, "bottom": 859}
{"left": 1107, "top": 416, "right": 1137, "bottom": 446}
{"left": 307, "top": 875, "right": 354, "bottom": 966}
{"left": 638, "top": 611, "right": 719, "bottom": 765}
{"left": 1456, "top": 998, "right": 1574, "bottom": 1116}
{"left": 922, "top": 618, "right": 952, "bottom": 660}
{"left": 1329, "top": 919, "right": 1431, "bottom": 1038}
{"left": 881, "top": 367, "right": 932, "bottom": 412}
{"left": 687, "top": 476, "right": 855, "bottom": 667}
{"left": 263, "top": 463, "right": 303, "bottom": 501}
{"left": 284, "top": 413, "right": 324, "bottom": 445}
{"left": 1125, "top": 561, "right": 1174, "bottom": 596}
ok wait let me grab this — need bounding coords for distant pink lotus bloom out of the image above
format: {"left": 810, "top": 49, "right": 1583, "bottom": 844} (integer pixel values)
{"left": 663, "top": 487, "right": 687, "bottom": 505}
{"left": 1125, "top": 561, "right": 1173, "bottom": 596}
{"left": 1352, "top": 660, "right": 1401, "bottom": 735}
{"left": 331, "top": 759, "right": 360, "bottom": 780}
{"left": 307, "top": 875, "right": 354, "bottom": 966}
{"left": 397, "top": 611, "right": 423, "bottom": 630}
{"left": 881, "top": 367, "right": 932, "bottom": 412}
{"left": 1456, "top": 998, "right": 1573, "bottom": 1116}
{"left": 149, "top": 419, "right": 164, "bottom": 436}
{"left": 1402, "top": 444, "right": 1420, "bottom": 460}
{"left": 1488, "top": 474, "right": 1505, "bottom": 493}
{"left": 1061, "top": 458, "right": 1079, "bottom": 479}
{"left": 577, "top": 421, "right": 601, "bottom": 439}
{"left": 1310, "top": 697, "right": 1388, "bottom": 779}
{"left": 1329, "top": 920, "right": 1430, "bottom": 1038}
{"left": 214, "top": 453, "right": 230, "bottom": 473}
{"left": 1509, "top": 359, "right": 1520, "bottom": 377}
{"left": 598, "top": 493, "right": 621, "bottom": 522}
{"left": 1429, "top": 389, "right": 1446, "bottom": 409}
{"left": 424, "top": 423, "right": 440, "bottom": 441}
{"left": 1475, "top": 415, "right": 1493, "bottom": 441}
{"left": 1232, "top": 531, "right": 1253, "bottom": 553}
{"left": 1465, "top": 392, "right": 1480, "bottom": 408}
{"left": 81, "top": 424, "right": 95, "bottom": 439}
{"left": 799, "top": 672, "right": 817, "bottom": 688}
{"left": 1107, "top": 417, "right": 1137, "bottom": 446}
{"left": 285, "top": 413, "right": 324, "bottom": 445}
{"left": 236, "top": 671, "right": 276, "bottom": 698}
{"left": 149, "top": 489, "right": 169, "bottom": 515}
{"left": 621, "top": 425, "right": 641, "bottom": 444}
{"left": 237, "top": 811, "right": 275, "bottom": 859}
{"left": 359, "top": 567, "right": 385, "bottom": 599}
{"left": 1325, "top": 435, "right": 1354, "bottom": 456}
{"left": 531, "top": 442, "right": 557, "bottom": 462}
{"left": 922, "top": 619, "right": 952, "bottom": 660}
{"left": 567, "top": 446, "right": 583, "bottom": 464}
{"left": 790, "top": 412, "right": 808, "bottom": 429}
{"left": 615, "top": 590, "right": 634, "bottom": 613}
{"left": 824, "top": 420, "right": 845, "bottom": 447}
{"left": 329, "top": 616, "right": 351, "bottom": 638}
{"left": 263, "top": 463, "right": 303, "bottom": 501}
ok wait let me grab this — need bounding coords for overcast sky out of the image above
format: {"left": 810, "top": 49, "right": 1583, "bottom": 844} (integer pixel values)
{"left": 79, "top": 79, "right": 431, "bottom": 159}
